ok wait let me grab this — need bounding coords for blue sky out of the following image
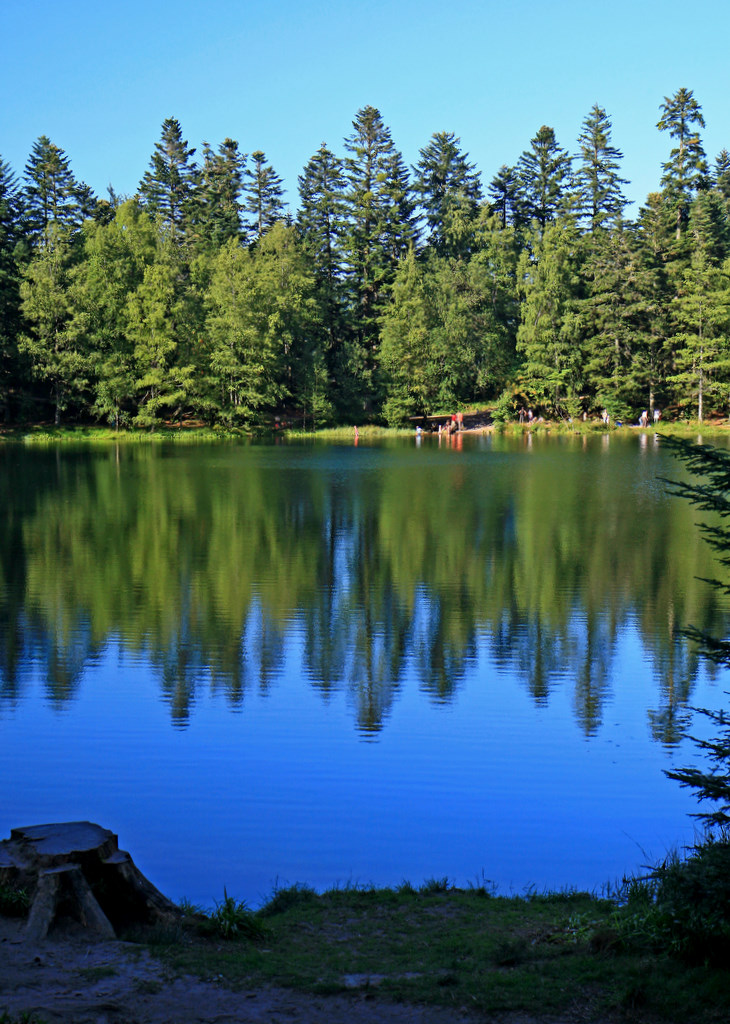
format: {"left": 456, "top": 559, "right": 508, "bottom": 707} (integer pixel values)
{"left": 2, "top": 0, "right": 729, "bottom": 216}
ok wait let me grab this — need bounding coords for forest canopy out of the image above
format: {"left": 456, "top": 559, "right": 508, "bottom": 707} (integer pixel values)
{"left": 1, "top": 90, "right": 729, "bottom": 429}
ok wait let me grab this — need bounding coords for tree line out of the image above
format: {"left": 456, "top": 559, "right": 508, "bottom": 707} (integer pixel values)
{"left": 0, "top": 88, "right": 729, "bottom": 428}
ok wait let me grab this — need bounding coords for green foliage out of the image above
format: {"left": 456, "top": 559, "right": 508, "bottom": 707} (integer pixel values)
{"left": 414, "top": 131, "right": 482, "bottom": 258}
{"left": 3, "top": 96, "right": 730, "bottom": 428}
{"left": 19, "top": 226, "right": 89, "bottom": 425}
{"left": 0, "top": 1014, "right": 48, "bottom": 1024}
{"left": 658, "top": 88, "right": 708, "bottom": 239}
{"left": 516, "top": 125, "right": 572, "bottom": 232}
{"left": 0, "top": 883, "right": 30, "bottom": 916}
{"left": 23, "top": 135, "right": 92, "bottom": 249}
{"left": 194, "top": 138, "right": 246, "bottom": 251}
{"left": 342, "top": 105, "right": 418, "bottom": 407}
{"left": 244, "top": 151, "right": 286, "bottom": 242}
{"left": 208, "top": 889, "right": 266, "bottom": 940}
{"left": 205, "top": 224, "right": 315, "bottom": 425}
{"left": 381, "top": 243, "right": 514, "bottom": 423}
{"left": 419, "top": 876, "right": 452, "bottom": 894}
{"left": 259, "top": 883, "right": 318, "bottom": 917}
{"left": 516, "top": 220, "right": 584, "bottom": 416}
{"left": 651, "top": 840, "right": 730, "bottom": 965}
{"left": 575, "top": 105, "right": 628, "bottom": 233}
{"left": 138, "top": 117, "right": 197, "bottom": 245}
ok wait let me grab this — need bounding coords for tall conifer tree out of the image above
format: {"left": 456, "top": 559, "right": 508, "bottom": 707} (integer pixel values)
{"left": 297, "top": 143, "right": 347, "bottom": 389}
{"left": 139, "top": 118, "right": 197, "bottom": 243}
{"left": 193, "top": 138, "right": 246, "bottom": 250}
{"left": 488, "top": 165, "right": 520, "bottom": 229}
{"left": 657, "top": 88, "right": 708, "bottom": 240}
{"left": 0, "top": 158, "right": 25, "bottom": 417}
{"left": 575, "top": 105, "right": 629, "bottom": 233}
{"left": 516, "top": 219, "right": 584, "bottom": 415}
{"left": 343, "top": 105, "right": 416, "bottom": 408}
{"left": 243, "top": 151, "right": 286, "bottom": 241}
{"left": 516, "top": 126, "right": 572, "bottom": 234}
{"left": 414, "top": 131, "right": 482, "bottom": 257}
{"left": 23, "top": 136, "right": 92, "bottom": 248}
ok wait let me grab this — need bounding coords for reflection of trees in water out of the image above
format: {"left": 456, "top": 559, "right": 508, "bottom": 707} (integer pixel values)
{"left": 0, "top": 441, "right": 728, "bottom": 739}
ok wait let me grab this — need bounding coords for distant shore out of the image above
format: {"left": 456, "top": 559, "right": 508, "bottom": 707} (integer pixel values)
{"left": 2, "top": 417, "right": 729, "bottom": 445}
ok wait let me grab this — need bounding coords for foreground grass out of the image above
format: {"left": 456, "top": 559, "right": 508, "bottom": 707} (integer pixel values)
{"left": 150, "top": 884, "right": 730, "bottom": 1022}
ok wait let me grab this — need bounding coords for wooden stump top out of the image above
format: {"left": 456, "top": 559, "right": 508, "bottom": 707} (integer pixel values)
{"left": 9, "top": 821, "right": 118, "bottom": 863}
{"left": 0, "top": 821, "right": 181, "bottom": 941}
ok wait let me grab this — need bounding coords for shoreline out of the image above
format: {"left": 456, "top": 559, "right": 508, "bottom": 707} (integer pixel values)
{"left": 1, "top": 418, "right": 729, "bottom": 445}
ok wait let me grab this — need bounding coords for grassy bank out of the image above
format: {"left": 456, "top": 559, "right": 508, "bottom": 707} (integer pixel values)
{"left": 140, "top": 881, "right": 730, "bottom": 1023}
{"left": 1, "top": 418, "right": 729, "bottom": 445}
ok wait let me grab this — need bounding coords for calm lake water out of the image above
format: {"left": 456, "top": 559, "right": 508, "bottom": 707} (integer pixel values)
{"left": 1, "top": 432, "right": 728, "bottom": 908}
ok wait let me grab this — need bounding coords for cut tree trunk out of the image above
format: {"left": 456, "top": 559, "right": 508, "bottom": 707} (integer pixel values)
{"left": 0, "top": 821, "right": 181, "bottom": 942}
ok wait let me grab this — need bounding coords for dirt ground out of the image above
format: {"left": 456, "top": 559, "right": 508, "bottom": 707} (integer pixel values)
{"left": 0, "top": 915, "right": 581, "bottom": 1024}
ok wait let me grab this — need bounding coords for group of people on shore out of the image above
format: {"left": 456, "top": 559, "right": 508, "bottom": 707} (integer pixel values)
{"left": 638, "top": 409, "right": 661, "bottom": 427}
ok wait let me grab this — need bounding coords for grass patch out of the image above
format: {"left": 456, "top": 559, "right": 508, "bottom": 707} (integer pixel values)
{"left": 155, "top": 883, "right": 730, "bottom": 1021}
{"left": 0, "top": 883, "right": 30, "bottom": 917}
{"left": 78, "top": 965, "right": 118, "bottom": 981}
{"left": 12, "top": 425, "right": 248, "bottom": 444}
{"left": 0, "top": 1015, "right": 49, "bottom": 1024}
{"left": 284, "top": 425, "right": 413, "bottom": 440}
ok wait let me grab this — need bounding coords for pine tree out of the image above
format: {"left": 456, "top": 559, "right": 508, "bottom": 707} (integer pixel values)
{"left": 414, "top": 131, "right": 482, "bottom": 257}
{"left": 668, "top": 223, "right": 730, "bottom": 422}
{"left": 633, "top": 194, "right": 675, "bottom": 413}
{"left": 488, "top": 165, "right": 520, "bottom": 229}
{"left": 580, "top": 222, "right": 657, "bottom": 417}
{"left": 657, "top": 88, "right": 708, "bottom": 240}
{"left": 23, "top": 136, "right": 91, "bottom": 248}
{"left": 516, "top": 219, "right": 584, "bottom": 416}
{"left": 0, "top": 158, "right": 25, "bottom": 418}
{"left": 380, "top": 249, "right": 433, "bottom": 423}
{"left": 297, "top": 143, "right": 347, "bottom": 391}
{"left": 713, "top": 150, "right": 730, "bottom": 226}
{"left": 243, "top": 150, "right": 286, "bottom": 241}
{"left": 575, "top": 105, "right": 629, "bottom": 234}
{"left": 471, "top": 211, "right": 522, "bottom": 379}
{"left": 193, "top": 138, "right": 246, "bottom": 251}
{"left": 516, "top": 126, "right": 572, "bottom": 234}
{"left": 342, "top": 105, "right": 417, "bottom": 407}
{"left": 381, "top": 245, "right": 513, "bottom": 424}
{"left": 138, "top": 118, "right": 197, "bottom": 243}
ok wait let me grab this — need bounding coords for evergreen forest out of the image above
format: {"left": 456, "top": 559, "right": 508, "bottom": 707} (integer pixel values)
{"left": 1, "top": 88, "right": 729, "bottom": 429}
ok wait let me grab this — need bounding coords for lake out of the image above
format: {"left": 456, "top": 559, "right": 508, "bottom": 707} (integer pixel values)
{"left": 0, "top": 431, "right": 727, "bottom": 909}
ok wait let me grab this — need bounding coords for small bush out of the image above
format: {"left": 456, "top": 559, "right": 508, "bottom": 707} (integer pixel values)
{"left": 419, "top": 876, "right": 451, "bottom": 894}
{"left": 177, "top": 897, "right": 205, "bottom": 917}
{"left": 651, "top": 838, "right": 730, "bottom": 965}
{"left": 0, "top": 884, "right": 31, "bottom": 917}
{"left": 259, "top": 882, "right": 317, "bottom": 917}
{"left": 207, "top": 889, "right": 266, "bottom": 940}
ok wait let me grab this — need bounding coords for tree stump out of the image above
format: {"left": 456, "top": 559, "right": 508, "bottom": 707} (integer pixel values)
{"left": 0, "top": 821, "right": 182, "bottom": 941}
